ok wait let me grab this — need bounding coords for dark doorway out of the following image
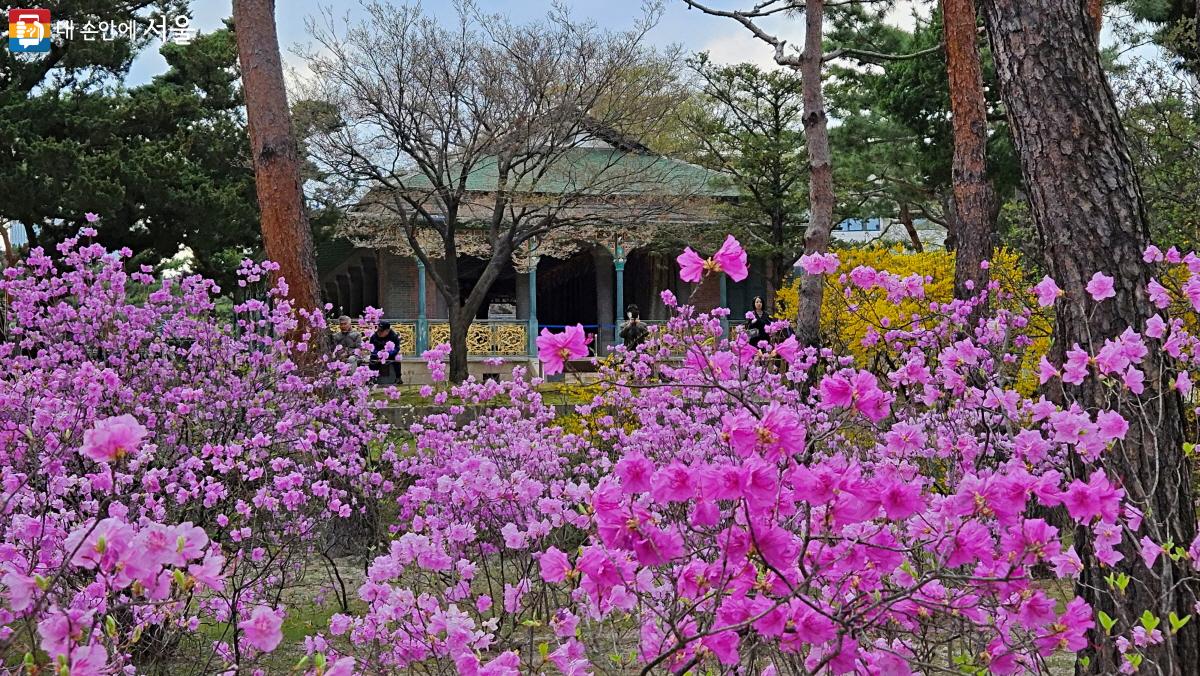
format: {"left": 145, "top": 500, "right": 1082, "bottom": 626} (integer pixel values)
{"left": 456, "top": 257, "right": 518, "bottom": 319}
{"left": 536, "top": 251, "right": 598, "bottom": 329}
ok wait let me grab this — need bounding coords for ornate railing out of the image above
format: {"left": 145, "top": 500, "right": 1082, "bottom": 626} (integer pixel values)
{"left": 428, "top": 321, "right": 528, "bottom": 356}
{"left": 342, "top": 319, "right": 528, "bottom": 357}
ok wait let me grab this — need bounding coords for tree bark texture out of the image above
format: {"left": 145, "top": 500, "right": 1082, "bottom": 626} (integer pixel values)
{"left": 0, "top": 224, "right": 16, "bottom": 267}
{"left": 942, "top": 0, "right": 996, "bottom": 302}
{"left": 978, "top": 2, "right": 1200, "bottom": 673}
{"left": 795, "top": 0, "right": 834, "bottom": 348}
{"left": 899, "top": 203, "right": 924, "bottom": 253}
{"left": 1088, "top": 0, "right": 1103, "bottom": 37}
{"left": 233, "top": 0, "right": 321, "bottom": 313}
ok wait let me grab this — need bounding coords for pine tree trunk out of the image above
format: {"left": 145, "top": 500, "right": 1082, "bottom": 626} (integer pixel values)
{"left": 899, "top": 203, "right": 923, "bottom": 252}
{"left": 795, "top": 0, "right": 834, "bottom": 348}
{"left": 233, "top": 0, "right": 321, "bottom": 312}
{"left": 1088, "top": 0, "right": 1103, "bottom": 37}
{"left": 978, "top": 2, "right": 1200, "bottom": 674}
{"left": 943, "top": 0, "right": 996, "bottom": 301}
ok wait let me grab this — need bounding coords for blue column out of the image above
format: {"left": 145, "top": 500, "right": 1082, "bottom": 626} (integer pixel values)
{"left": 415, "top": 257, "right": 428, "bottom": 354}
{"left": 719, "top": 274, "right": 729, "bottom": 335}
{"left": 526, "top": 256, "right": 539, "bottom": 356}
{"left": 614, "top": 254, "right": 626, "bottom": 330}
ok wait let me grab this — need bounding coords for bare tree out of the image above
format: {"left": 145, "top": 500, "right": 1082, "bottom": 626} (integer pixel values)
{"left": 680, "top": 0, "right": 939, "bottom": 345}
{"left": 681, "top": 0, "right": 834, "bottom": 347}
{"left": 299, "top": 1, "right": 690, "bottom": 381}
{"left": 233, "top": 0, "right": 322, "bottom": 312}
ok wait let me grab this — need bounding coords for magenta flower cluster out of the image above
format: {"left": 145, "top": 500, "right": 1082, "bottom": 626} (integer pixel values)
{"left": 0, "top": 232, "right": 392, "bottom": 673}
{"left": 311, "top": 237, "right": 1200, "bottom": 675}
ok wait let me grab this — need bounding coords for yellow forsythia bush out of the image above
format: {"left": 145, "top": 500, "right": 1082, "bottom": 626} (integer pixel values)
{"left": 777, "top": 246, "right": 1051, "bottom": 394}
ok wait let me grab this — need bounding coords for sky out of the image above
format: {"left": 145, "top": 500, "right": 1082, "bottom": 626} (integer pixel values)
{"left": 126, "top": 0, "right": 926, "bottom": 84}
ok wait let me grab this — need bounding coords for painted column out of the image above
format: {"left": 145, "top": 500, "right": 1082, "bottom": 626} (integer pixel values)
{"left": 416, "top": 257, "right": 428, "bottom": 354}
{"left": 614, "top": 245, "right": 626, "bottom": 330}
{"left": 719, "top": 274, "right": 729, "bottom": 335}
{"left": 527, "top": 250, "right": 539, "bottom": 356}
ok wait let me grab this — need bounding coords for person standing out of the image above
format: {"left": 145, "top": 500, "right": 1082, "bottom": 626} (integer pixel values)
{"left": 746, "top": 296, "right": 774, "bottom": 349}
{"left": 619, "top": 304, "right": 649, "bottom": 351}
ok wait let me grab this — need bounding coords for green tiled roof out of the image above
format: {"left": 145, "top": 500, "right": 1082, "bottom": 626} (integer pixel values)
{"left": 396, "top": 148, "right": 740, "bottom": 198}
{"left": 315, "top": 237, "right": 358, "bottom": 275}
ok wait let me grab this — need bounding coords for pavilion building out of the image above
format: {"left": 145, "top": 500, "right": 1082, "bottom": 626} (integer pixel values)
{"left": 315, "top": 140, "right": 772, "bottom": 365}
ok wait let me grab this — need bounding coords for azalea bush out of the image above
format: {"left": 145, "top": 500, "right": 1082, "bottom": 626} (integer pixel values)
{"left": 778, "top": 246, "right": 1047, "bottom": 392}
{"left": 0, "top": 231, "right": 390, "bottom": 674}
{"left": 314, "top": 239, "right": 1200, "bottom": 675}
{"left": 4, "top": 232, "right": 1200, "bottom": 675}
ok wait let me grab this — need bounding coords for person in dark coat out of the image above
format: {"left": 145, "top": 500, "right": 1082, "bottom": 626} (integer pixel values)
{"left": 619, "top": 304, "right": 649, "bottom": 351}
{"left": 368, "top": 321, "right": 403, "bottom": 383}
{"left": 746, "top": 296, "right": 774, "bottom": 349}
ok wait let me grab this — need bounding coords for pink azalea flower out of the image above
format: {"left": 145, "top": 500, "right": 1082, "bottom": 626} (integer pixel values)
{"left": 539, "top": 547, "right": 572, "bottom": 583}
{"left": 1143, "top": 245, "right": 1164, "bottom": 262}
{"left": 187, "top": 554, "right": 226, "bottom": 591}
{"left": 1032, "top": 276, "right": 1062, "bottom": 308}
{"left": 773, "top": 334, "right": 799, "bottom": 364}
{"left": 1146, "top": 313, "right": 1167, "bottom": 338}
{"left": 1185, "top": 275, "right": 1200, "bottom": 311}
{"left": 84, "top": 212, "right": 100, "bottom": 223}
{"left": 238, "top": 605, "right": 284, "bottom": 652}
{"left": 877, "top": 479, "right": 924, "bottom": 519}
{"left": 536, "top": 324, "right": 589, "bottom": 376}
{"left": 818, "top": 370, "right": 891, "bottom": 422}
{"left": 1123, "top": 366, "right": 1145, "bottom": 394}
{"left": 326, "top": 657, "right": 356, "bottom": 676}
{"left": 1034, "top": 598, "right": 1093, "bottom": 654}
{"left": 1139, "top": 536, "right": 1163, "bottom": 569}
{"left": 798, "top": 252, "right": 840, "bottom": 275}
{"left": 1086, "top": 272, "right": 1116, "bottom": 301}
{"left": 1051, "top": 546, "right": 1084, "bottom": 578}
{"left": 80, "top": 414, "right": 148, "bottom": 463}
{"left": 1, "top": 568, "right": 36, "bottom": 612}
{"left": 676, "top": 236, "right": 749, "bottom": 283}
{"left": 1096, "top": 410, "right": 1128, "bottom": 441}
{"left": 676, "top": 247, "right": 706, "bottom": 283}
{"left": 1037, "top": 356, "right": 1059, "bottom": 384}
{"left": 1062, "top": 472, "right": 1123, "bottom": 524}
{"left": 614, "top": 453, "right": 655, "bottom": 493}
{"left": 38, "top": 607, "right": 92, "bottom": 658}
{"left": 1177, "top": 371, "right": 1193, "bottom": 396}
{"left": 723, "top": 403, "right": 805, "bottom": 461}
{"left": 69, "top": 643, "right": 108, "bottom": 675}
{"left": 1148, "top": 278, "right": 1172, "bottom": 308}
{"left": 650, "top": 463, "right": 695, "bottom": 503}
{"left": 1062, "top": 344, "right": 1090, "bottom": 385}
{"left": 713, "top": 235, "right": 749, "bottom": 281}
{"left": 702, "top": 630, "right": 740, "bottom": 665}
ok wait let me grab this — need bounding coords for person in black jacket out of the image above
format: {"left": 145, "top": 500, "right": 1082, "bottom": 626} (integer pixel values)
{"left": 368, "top": 321, "right": 403, "bottom": 383}
{"left": 746, "top": 296, "right": 774, "bottom": 349}
{"left": 619, "top": 304, "right": 649, "bottom": 351}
